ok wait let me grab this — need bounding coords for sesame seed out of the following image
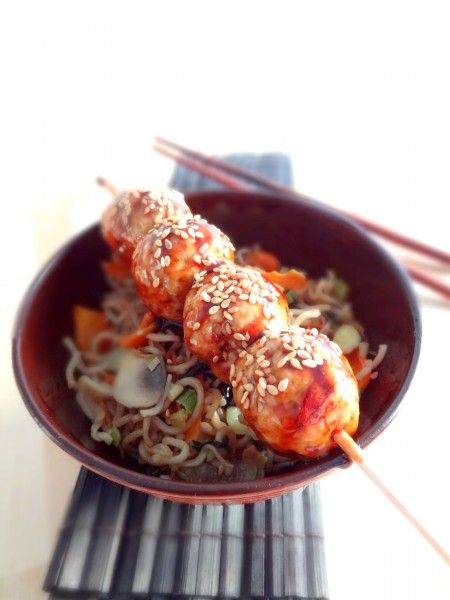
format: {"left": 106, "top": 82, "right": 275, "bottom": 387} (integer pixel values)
{"left": 211, "top": 297, "right": 222, "bottom": 305}
{"left": 201, "top": 291, "right": 211, "bottom": 302}
{"left": 256, "top": 355, "right": 266, "bottom": 364}
{"left": 193, "top": 254, "right": 202, "bottom": 264}
{"left": 211, "top": 276, "right": 219, "bottom": 284}
{"left": 289, "top": 358, "right": 302, "bottom": 369}
{"left": 243, "top": 397, "right": 250, "bottom": 410}
{"left": 239, "top": 294, "right": 249, "bottom": 300}
{"left": 221, "top": 298, "right": 231, "bottom": 309}
{"left": 164, "top": 239, "right": 172, "bottom": 249}
{"left": 267, "top": 385, "right": 279, "bottom": 396}
{"left": 298, "top": 350, "right": 312, "bottom": 359}
{"left": 212, "top": 355, "right": 219, "bottom": 363}
{"left": 224, "top": 311, "right": 233, "bottom": 321}
{"left": 225, "top": 323, "right": 232, "bottom": 334}
{"left": 165, "top": 256, "right": 171, "bottom": 266}
{"left": 258, "top": 377, "right": 267, "bottom": 389}
{"left": 249, "top": 293, "right": 257, "bottom": 304}
{"left": 255, "top": 369, "right": 264, "bottom": 376}
{"left": 230, "top": 364, "right": 236, "bottom": 379}
{"left": 244, "top": 383, "right": 254, "bottom": 392}
{"left": 263, "top": 306, "right": 272, "bottom": 319}
{"left": 277, "top": 352, "right": 295, "bottom": 368}
{"left": 313, "top": 353, "right": 324, "bottom": 365}
{"left": 228, "top": 306, "right": 239, "bottom": 313}
{"left": 153, "top": 278, "right": 160, "bottom": 288}
{"left": 209, "top": 306, "right": 220, "bottom": 315}
{"left": 188, "top": 227, "right": 196, "bottom": 237}
{"left": 260, "top": 360, "right": 271, "bottom": 368}
{"left": 217, "top": 280, "right": 225, "bottom": 291}
{"left": 231, "top": 380, "right": 237, "bottom": 388}
{"left": 241, "top": 390, "right": 248, "bottom": 403}
{"left": 257, "top": 384, "right": 266, "bottom": 397}
{"left": 192, "top": 322, "right": 201, "bottom": 331}
{"left": 233, "top": 332, "right": 246, "bottom": 341}
{"left": 155, "top": 239, "right": 162, "bottom": 247}
{"left": 302, "top": 359, "right": 317, "bottom": 368}
{"left": 154, "top": 247, "right": 161, "bottom": 258}
{"left": 278, "top": 378, "right": 289, "bottom": 392}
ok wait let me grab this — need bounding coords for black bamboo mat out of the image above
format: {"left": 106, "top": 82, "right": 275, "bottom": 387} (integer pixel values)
{"left": 44, "top": 153, "right": 329, "bottom": 600}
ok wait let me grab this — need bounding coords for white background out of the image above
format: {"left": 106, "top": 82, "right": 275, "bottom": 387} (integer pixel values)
{"left": 1, "top": 1, "right": 449, "bottom": 598}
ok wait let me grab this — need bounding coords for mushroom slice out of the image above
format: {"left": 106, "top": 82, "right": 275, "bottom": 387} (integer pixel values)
{"left": 113, "top": 351, "right": 166, "bottom": 409}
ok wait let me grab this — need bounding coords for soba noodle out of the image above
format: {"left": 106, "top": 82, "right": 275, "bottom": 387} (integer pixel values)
{"left": 63, "top": 254, "right": 384, "bottom": 482}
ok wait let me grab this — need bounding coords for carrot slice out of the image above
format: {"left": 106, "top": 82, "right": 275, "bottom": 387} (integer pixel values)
{"left": 73, "top": 305, "right": 109, "bottom": 351}
{"left": 120, "top": 312, "right": 157, "bottom": 348}
{"left": 100, "top": 372, "right": 116, "bottom": 384}
{"left": 184, "top": 416, "right": 202, "bottom": 442}
{"left": 102, "top": 258, "right": 130, "bottom": 281}
{"left": 243, "top": 249, "right": 281, "bottom": 272}
{"left": 345, "top": 348, "right": 372, "bottom": 392}
{"left": 264, "top": 269, "right": 307, "bottom": 292}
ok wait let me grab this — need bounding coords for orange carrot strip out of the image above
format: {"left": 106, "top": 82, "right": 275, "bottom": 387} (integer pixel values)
{"left": 345, "top": 348, "right": 371, "bottom": 392}
{"left": 102, "top": 259, "right": 130, "bottom": 281}
{"left": 100, "top": 372, "right": 116, "bottom": 384}
{"left": 120, "top": 312, "right": 158, "bottom": 348}
{"left": 243, "top": 249, "right": 281, "bottom": 272}
{"left": 73, "top": 305, "right": 109, "bottom": 351}
{"left": 184, "top": 416, "right": 202, "bottom": 442}
{"left": 263, "top": 269, "right": 307, "bottom": 292}
{"left": 120, "top": 327, "right": 152, "bottom": 348}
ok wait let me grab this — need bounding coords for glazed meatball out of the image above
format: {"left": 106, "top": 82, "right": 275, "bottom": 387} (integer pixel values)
{"left": 132, "top": 215, "right": 235, "bottom": 321}
{"left": 232, "top": 325, "right": 359, "bottom": 458}
{"left": 101, "top": 188, "right": 190, "bottom": 264}
{"left": 183, "top": 263, "right": 290, "bottom": 382}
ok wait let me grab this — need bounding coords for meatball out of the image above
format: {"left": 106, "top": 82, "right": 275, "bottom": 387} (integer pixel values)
{"left": 183, "top": 263, "right": 290, "bottom": 382}
{"left": 232, "top": 325, "right": 359, "bottom": 458}
{"left": 101, "top": 188, "right": 190, "bottom": 264}
{"left": 132, "top": 215, "right": 235, "bottom": 321}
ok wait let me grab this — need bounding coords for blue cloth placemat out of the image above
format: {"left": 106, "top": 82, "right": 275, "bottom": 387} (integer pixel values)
{"left": 44, "top": 153, "right": 328, "bottom": 600}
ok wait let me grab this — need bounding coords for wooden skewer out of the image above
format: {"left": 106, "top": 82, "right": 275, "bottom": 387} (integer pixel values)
{"left": 334, "top": 430, "right": 450, "bottom": 567}
{"left": 96, "top": 176, "right": 119, "bottom": 197}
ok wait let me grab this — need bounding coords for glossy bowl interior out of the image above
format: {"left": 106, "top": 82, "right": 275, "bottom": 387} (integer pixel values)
{"left": 13, "top": 191, "right": 421, "bottom": 503}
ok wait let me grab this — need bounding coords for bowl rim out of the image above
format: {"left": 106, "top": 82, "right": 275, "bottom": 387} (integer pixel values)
{"left": 12, "top": 189, "right": 422, "bottom": 500}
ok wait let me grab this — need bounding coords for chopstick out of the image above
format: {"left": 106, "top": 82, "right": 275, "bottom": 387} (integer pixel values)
{"left": 153, "top": 139, "right": 450, "bottom": 300}
{"left": 154, "top": 136, "right": 450, "bottom": 268}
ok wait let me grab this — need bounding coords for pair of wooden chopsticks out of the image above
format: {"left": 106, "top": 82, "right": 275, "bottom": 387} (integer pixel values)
{"left": 148, "top": 137, "right": 450, "bottom": 565}
{"left": 153, "top": 136, "right": 450, "bottom": 301}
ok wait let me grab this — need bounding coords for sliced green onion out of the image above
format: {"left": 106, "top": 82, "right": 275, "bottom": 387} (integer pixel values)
{"left": 333, "top": 324, "right": 362, "bottom": 354}
{"left": 332, "top": 277, "right": 350, "bottom": 302}
{"left": 109, "top": 427, "right": 121, "bottom": 446}
{"left": 226, "top": 406, "right": 250, "bottom": 435}
{"left": 168, "top": 382, "right": 184, "bottom": 401}
{"left": 168, "top": 408, "right": 189, "bottom": 427}
{"left": 176, "top": 387, "right": 197, "bottom": 414}
{"left": 285, "top": 289, "right": 297, "bottom": 306}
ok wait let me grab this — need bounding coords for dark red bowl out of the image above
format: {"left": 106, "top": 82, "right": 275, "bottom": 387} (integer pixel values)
{"left": 12, "top": 191, "right": 421, "bottom": 504}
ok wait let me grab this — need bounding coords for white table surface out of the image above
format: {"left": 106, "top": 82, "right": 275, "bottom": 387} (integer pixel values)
{"left": 1, "top": 2, "right": 449, "bottom": 598}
